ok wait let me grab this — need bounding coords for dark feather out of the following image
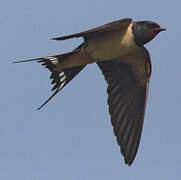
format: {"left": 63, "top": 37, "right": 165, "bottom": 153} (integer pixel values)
{"left": 97, "top": 59, "right": 149, "bottom": 165}
{"left": 13, "top": 44, "right": 86, "bottom": 110}
{"left": 37, "top": 65, "right": 85, "bottom": 110}
{"left": 51, "top": 18, "right": 132, "bottom": 41}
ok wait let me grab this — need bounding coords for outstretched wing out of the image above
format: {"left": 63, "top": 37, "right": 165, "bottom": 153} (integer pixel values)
{"left": 51, "top": 18, "right": 132, "bottom": 41}
{"left": 97, "top": 47, "right": 151, "bottom": 165}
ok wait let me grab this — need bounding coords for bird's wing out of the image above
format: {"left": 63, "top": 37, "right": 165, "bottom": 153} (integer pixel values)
{"left": 97, "top": 47, "right": 151, "bottom": 165}
{"left": 51, "top": 18, "right": 132, "bottom": 41}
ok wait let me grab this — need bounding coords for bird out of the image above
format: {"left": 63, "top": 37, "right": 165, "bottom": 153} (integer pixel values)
{"left": 14, "top": 18, "right": 166, "bottom": 165}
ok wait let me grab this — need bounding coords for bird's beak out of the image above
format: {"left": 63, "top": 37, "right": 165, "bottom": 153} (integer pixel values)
{"left": 155, "top": 27, "right": 167, "bottom": 32}
{"left": 147, "top": 27, "right": 166, "bottom": 42}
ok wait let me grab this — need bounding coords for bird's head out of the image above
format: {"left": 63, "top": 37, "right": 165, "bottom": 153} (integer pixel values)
{"left": 132, "top": 21, "right": 166, "bottom": 46}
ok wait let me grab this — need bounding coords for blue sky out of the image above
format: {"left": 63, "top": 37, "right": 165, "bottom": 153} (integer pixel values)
{"left": 1, "top": 0, "right": 181, "bottom": 179}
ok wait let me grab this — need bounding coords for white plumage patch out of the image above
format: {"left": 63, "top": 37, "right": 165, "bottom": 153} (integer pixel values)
{"left": 59, "top": 72, "right": 65, "bottom": 76}
{"left": 60, "top": 75, "right": 66, "bottom": 82}
{"left": 58, "top": 71, "right": 66, "bottom": 88}
{"left": 45, "top": 56, "right": 58, "bottom": 65}
{"left": 59, "top": 81, "right": 66, "bottom": 90}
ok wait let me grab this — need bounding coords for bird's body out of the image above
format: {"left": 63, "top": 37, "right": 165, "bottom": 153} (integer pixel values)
{"left": 14, "top": 18, "right": 165, "bottom": 165}
{"left": 51, "top": 21, "right": 136, "bottom": 70}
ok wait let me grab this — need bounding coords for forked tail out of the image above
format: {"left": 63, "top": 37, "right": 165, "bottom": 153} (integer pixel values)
{"left": 13, "top": 44, "right": 86, "bottom": 109}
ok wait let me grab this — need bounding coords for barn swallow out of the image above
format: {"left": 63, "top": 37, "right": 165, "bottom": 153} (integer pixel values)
{"left": 14, "top": 18, "right": 166, "bottom": 165}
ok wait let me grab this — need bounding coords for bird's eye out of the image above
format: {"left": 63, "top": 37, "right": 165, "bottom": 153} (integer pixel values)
{"left": 148, "top": 24, "right": 155, "bottom": 28}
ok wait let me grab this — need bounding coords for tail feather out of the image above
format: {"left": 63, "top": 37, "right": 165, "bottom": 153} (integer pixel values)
{"left": 13, "top": 50, "right": 78, "bottom": 65}
{"left": 13, "top": 44, "right": 86, "bottom": 110}
{"left": 36, "top": 65, "right": 85, "bottom": 110}
{"left": 50, "top": 65, "right": 85, "bottom": 91}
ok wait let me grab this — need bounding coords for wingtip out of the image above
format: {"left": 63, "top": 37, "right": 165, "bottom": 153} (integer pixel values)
{"left": 124, "top": 158, "right": 133, "bottom": 166}
{"left": 126, "top": 160, "right": 133, "bottom": 166}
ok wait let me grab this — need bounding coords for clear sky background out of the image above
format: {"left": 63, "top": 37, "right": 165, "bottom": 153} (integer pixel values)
{"left": 1, "top": 0, "right": 180, "bottom": 180}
